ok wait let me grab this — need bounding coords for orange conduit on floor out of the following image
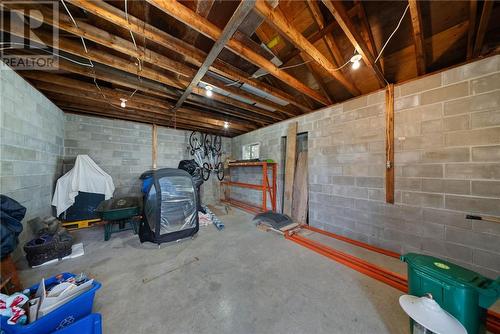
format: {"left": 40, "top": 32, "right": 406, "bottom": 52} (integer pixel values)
{"left": 285, "top": 226, "right": 500, "bottom": 334}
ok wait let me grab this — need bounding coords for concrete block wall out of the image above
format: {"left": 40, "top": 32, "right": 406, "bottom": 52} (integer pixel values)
{"left": 232, "top": 55, "right": 500, "bottom": 278}
{"left": 64, "top": 114, "right": 229, "bottom": 204}
{"left": 64, "top": 114, "right": 154, "bottom": 197}
{"left": 0, "top": 63, "right": 65, "bottom": 246}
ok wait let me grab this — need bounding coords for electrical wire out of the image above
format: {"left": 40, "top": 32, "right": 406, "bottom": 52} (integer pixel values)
{"left": 374, "top": 4, "right": 410, "bottom": 63}
{"left": 59, "top": 0, "right": 140, "bottom": 110}
{"left": 0, "top": 42, "right": 93, "bottom": 67}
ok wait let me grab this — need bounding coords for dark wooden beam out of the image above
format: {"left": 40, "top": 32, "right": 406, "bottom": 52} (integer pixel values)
{"left": 467, "top": 0, "right": 478, "bottom": 60}
{"left": 408, "top": 0, "right": 426, "bottom": 75}
{"left": 473, "top": 0, "right": 493, "bottom": 57}
{"left": 321, "top": 0, "right": 386, "bottom": 87}
{"left": 174, "top": 0, "right": 255, "bottom": 110}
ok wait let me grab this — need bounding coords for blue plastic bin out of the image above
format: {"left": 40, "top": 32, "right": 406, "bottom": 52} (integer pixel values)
{"left": 52, "top": 314, "right": 101, "bottom": 334}
{"left": 0, "top": 273, "right": 101, "bottom": 334}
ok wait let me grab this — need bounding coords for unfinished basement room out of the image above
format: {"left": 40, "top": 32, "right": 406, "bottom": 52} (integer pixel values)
{"left": 1, "top": 0, "right": 500, "bottom": 333}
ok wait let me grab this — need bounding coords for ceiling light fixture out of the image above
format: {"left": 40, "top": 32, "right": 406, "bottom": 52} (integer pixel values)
{"left": 224, "top": 121, "right": 229, "bottom": 129}
{"left": 205, "top": 85, "right": 213, "bottom": 97}
{"left": 350, "top": 53, "right": 362, "bottom": 70}
{"left": 120, "top": 98, "right": 127, "bottom": 108}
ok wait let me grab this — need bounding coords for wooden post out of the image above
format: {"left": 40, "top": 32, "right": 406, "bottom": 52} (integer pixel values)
{"left": 385, "top": 84, "right": 395, "bottom": 204}
{"left": 152, "top": 124, "right": 158, "bottom": 169}
{"left": 283, "top": 122, "right": 297, "bottom": 215}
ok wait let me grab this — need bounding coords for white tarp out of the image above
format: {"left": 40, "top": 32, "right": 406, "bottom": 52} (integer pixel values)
{"left": 52, "top": 155, "right": 115, "bottom": 216}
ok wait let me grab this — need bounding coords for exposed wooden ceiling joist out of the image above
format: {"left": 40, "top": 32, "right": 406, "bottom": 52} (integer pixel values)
{"left": 67, "top": 0, "right": 309, "bottom": 113}
{"left": 4, "top": 2, "right": 287, "bottom": 122}
{"left": 173, "top": 0, "right": 255, "bottom": 111}
{"left": 145, "top": 0, "right": 330, "bottom": 106}
{"left": 321, "top": 0, "right": 387, "bottom": 87}
{"left": 408, "top": 0, "right": 426, "bottom": 75}
{"left": 21, "top": 71, "right": 256, "bottom": 132}
{"left": 473, "top": 0, "right": 494, "bottom": 57}
{"left": 254, "top": 0, "right": 360, "bottom": 97}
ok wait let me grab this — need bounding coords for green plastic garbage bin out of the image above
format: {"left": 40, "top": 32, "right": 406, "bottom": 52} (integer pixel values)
{"left": 401, "top": 253, "right": 500, "bottom": 334}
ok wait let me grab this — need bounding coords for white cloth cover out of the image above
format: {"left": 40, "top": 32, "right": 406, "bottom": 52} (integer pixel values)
{"left": 52, "top": 155, "right": 115, "bottom": 216}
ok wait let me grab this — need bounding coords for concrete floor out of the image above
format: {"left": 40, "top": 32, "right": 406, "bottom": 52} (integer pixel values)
{"left": 19, "top": 207, "right": 412, "bottom": 334}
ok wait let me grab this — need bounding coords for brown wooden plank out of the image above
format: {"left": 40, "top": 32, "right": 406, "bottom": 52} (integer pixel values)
{"left": 67, "top": 0, "right": 309, "bottom": 113}
{"left": 254, "top": 0, "right": 360, "bottom": 96}
{"left": 146, "top": 0, "right": 330, "bottom": 105}
{"left": 473, "top": 0, "right": 494, "bottom": 57}
{"left": 385, "top": 83, "right": 395, "bottom": 204}
{"left": 174, "top": 0, "right": 255, "bottom": 110}
{"left": 321, "top": 0, "right": 386, "bottom": 87}
{"left": 283, "top": 122, "right": 298, "bottom": 216}
{"left": 292, "top": 151, "right": 308, "bottom": 225}
{"left": 408, "top": 0, "right": 426, "bottom": 75}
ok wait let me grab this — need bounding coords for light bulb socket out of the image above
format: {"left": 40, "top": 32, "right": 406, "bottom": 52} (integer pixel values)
{"left": 350, "top": 54, "right": 362, "bottom": 63}
{"left": 120, "top": 98, "right": 127, "bottom": 108}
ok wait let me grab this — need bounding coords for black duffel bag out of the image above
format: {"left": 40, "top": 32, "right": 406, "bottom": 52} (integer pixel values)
{"left": 0, "top": 195, "right": 26, "bottom": 259}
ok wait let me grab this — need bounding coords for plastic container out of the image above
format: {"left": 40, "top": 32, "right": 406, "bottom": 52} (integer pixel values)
{"left": 402, "top": 253, "right": 500, "bottom": 334}
{"left": 0, "top": 273, "right": 101, "bottom": 334}
{"left": 52, "top": 314, "right": 102, "bottom": 334}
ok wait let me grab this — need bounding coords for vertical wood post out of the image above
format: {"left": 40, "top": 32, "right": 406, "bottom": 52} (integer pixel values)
{"left": 152, "top": 124, "right": 158, "bottom": 169}
{"left": 385, "top": 84, "right": 395, "bottom": 204}
{"left": 283, "top": 122, "right": 297, "bottom": 215}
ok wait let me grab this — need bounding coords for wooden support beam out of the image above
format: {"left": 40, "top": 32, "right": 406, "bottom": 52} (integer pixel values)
{"left": 321, "top": 0, "right": 386, "bottom": 87}
{"left": 24, "top": 74, "right": 254, "bottom": 132}
{"left": 34, "top": 58, "right": 272, "bottom": 125}
{"left": 174, "top": 0, "right": 255, "bottom": 110}
{"left": 467, "top": 0, "right": 478, "bottom": 60}
{"left": 385, "top": 84, "right": 395, "bottom": 204}
{"left": 280, "top": 5, "right": 360, "bottom": 66}
{"left": 146, "top": 0, "right": 330, "bottom": 105}
{"left": 3, "top": 19, "right": 282, "bottom": 123}
{"left": 408, "top": 0, "right": 426, "bottom": 75}
{"left": 354, "top": 1, "right": 378, "bottom": 62}
{"left": 473, "top": 0, "right": 493, "bottom": 57}
{"left": 152, "top": 124, "right": 158, "bottom": 169}
{"left": 67, "top": 0, "right": 309, "bottom": 113}
{"left": 283, "top": 122, "right": 298, "bottom": 216}
{"left": 4, "top": 3, "right": 285, "bottom": 122}
{"left": 254, "top": 0, "right": 360, "bottom": 96}
{"left": 48, "top": 95, "right": 242, "bottom": 134}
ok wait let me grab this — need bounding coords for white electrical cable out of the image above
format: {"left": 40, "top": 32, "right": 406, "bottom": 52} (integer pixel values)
{"left": 374, "top": 4, "right": 410, "bottom": 63}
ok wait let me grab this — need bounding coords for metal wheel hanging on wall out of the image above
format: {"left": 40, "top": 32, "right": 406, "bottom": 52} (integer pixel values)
{"left": 188, "top": 131, "right": 225, "bottom": 182}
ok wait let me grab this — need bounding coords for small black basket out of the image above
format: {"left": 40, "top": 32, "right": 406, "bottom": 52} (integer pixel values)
{"left": 24, "top": 233, "right": 73, "bottom": 267}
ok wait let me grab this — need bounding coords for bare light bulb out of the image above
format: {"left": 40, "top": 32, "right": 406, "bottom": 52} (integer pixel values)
{"left": 350, "top": 53, "right": 362, "bottom": 70}
{"left": 224, "top": 121, "right": 229, "bottom": 129}
{"left": 205, "top": 85, "right": 213, "bottom": 97}
{"left": 120, "top": 98, "right": 127, "bottom": 108}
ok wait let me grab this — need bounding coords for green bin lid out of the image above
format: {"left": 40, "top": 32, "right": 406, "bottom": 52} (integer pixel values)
{"left": 401, "top": 253, "right": 486, "bottom": 288}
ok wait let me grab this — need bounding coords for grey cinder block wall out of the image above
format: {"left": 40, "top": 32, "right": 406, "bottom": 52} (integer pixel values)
{"left": 64, "top": 114, "right": 231, "bottom": 205}
{"left": 232, "top": 55, "right": 500, "bottom": 278}
{"left": 0, "top": 63, "right": 65, "bottom": 247}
